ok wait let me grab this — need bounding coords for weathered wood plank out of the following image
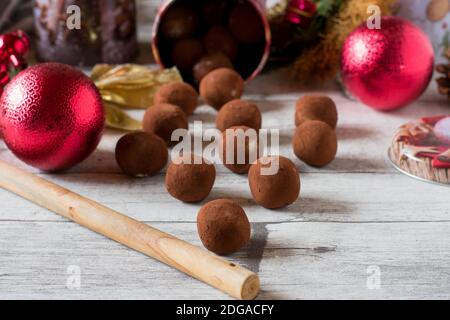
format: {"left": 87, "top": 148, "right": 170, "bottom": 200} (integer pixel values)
{"left": 0, "top": 172, "right": 448, "bottom": 224}
{"left": 261, "top": 220, "right": 450, "bottom": 300}
{"left": 1, "top": 220, "right": 449, "bottom": 299}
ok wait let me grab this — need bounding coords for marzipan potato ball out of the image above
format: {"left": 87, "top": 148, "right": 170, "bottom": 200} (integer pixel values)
{"left": 248, "top": 156, "right": 300, "bottom": 209}
{"left": 216, "top": 99, "right": 262, "bottom": 131}
{"left": 295, "top": 95, "right": 338, "bottom": 128}
{"left": 203, "top": 26, "right": 238, "bottom": 61}
{"left": 199, "top": 68, "right": 244, "bottom": 110}
{"left": 161, "top": 4, "right": 199, "bottom": 40}
{"left": 172, "top": 38, "right": 204, "bottom": 73}
{"left": 115, "top": 132, "right": 168, "bottom": 177}
{"left": 228, "top": 1, "right": 264, "bottom": 44}
{"left": 293, "top": 120, "right": 338, "bottom": 167}
{"left": 165, "top": 153, "right": 216, "bottom": 202}
{"left": 154, "top": 82, "right": 198, "bottom": 116}
{"left": 219, "top": 126, "right": 260, "bottom": 174}
{"left": 193, "top": 52, "right": 234, "bottom": 84}
{"left": 197, "top": 199, "right": 251, "bottom": 255}
{"left": 202, "top": 0, "right": 230, "bottom": 26}
{"left": 143, "top": 103, "right": 188, "bottom": 146}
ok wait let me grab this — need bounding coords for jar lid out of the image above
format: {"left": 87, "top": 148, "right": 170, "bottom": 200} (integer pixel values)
{"left": 388, "top": 115, "right": 450, "bottom": 186}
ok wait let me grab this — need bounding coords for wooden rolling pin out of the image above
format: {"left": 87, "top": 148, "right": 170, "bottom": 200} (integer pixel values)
{"left": 0, "top": 160, "right": 260, "bottom": 300}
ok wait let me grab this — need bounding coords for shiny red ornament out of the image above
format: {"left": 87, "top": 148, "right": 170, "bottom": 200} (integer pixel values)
{"left": 341, "top": 17, "right": 434, "bottom": 111}
{"left": 285, "top": 0, "right": 317, "bottom": 28}
{"left": 0, "top": 63, "right": 105, "bottom": 171}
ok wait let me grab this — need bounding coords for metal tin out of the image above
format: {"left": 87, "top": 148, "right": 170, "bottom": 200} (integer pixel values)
{"left": 151, "top": 0, "right": 272, "bottom": 82}
{"left": 388, "top": 149, "right": 450, "bottom": 187}
{"left": 388, "top": 116, "right": 450, "bottom": 186}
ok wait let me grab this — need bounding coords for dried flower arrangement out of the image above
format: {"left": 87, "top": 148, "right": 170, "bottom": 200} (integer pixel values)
{"left": 267, "top": 0, "right": 396, "bottom": 85}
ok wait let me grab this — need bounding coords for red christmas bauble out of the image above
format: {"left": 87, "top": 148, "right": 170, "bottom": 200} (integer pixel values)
{"left": 0, "top": 63, "right": 105, "bottom": 171}
{"left": 285, "top": 0, "right": 317, "bottom": 28}
{"left": 341, "top": 17, "right": 434, "bottom": 111}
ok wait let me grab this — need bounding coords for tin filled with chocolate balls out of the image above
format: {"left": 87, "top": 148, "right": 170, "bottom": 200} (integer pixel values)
{"left": 152, "top": 0, "right": 271, "bottom": 84}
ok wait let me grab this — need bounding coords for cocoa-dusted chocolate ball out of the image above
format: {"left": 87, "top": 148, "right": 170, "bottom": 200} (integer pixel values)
{"left": 197, "top": 199, "right": 251, "bottom": 255}
{"left": 219, "top": 126, "right": 260, "bottom": 174}
{"left": 202, "top": 0, "right": 230, "bottom": 26}
{"left": 143, "top": 103, "right": 188, "bottom": 146}
{"left": 203, "top": 26, "right": 238, "bottom": 62}
{"left": 295, "top": 95, "right": 338, "bottom": 128}
{"left": 193, "top": 52, "right": 233, "bottom": 84}
{"left": 293, "top": 120, "right": 338, "bottom": 167}
{"left": 216, "top": 99, "right": 262, "bottom": 132}
{"left": 115, "top": 132, "right": 168, "bottom": 177}
{"left": 248, "top": 156, "right": 300, "bottom": 209}
{"left": 199, "top": 68, "right": 244, "bottom": 110}
{"left": 228, "top": 1, "right": 264, "bottom": 44}
{"left": 160, "top": 4, "right": 199, "bottom": 40}
{"left": 154, "top": 82, "right": 198, "bottom": 116}
{"left": 165, "top": 153, "right": 216, "bottom": 203}
{"left": 172, "top": 38, "right": 204, "bottom": 73}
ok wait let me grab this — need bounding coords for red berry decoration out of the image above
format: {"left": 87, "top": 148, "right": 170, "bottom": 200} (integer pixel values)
{"left": 0, "top": 30, "right": 30, "bottom": 95}
{"left": 11, "top": 30, "right": 30, "bottom": 56}
{"left": 0, "top": 63, "right": 105, "bottom": 171}
{"left": 0, "top": 64, "right": 9, "bottom": 96}
{"left": 0, "top": 64, "right": 8, "bottom": 85}
{"left": 285, "top": 0, "right": 317, "bottom": 28}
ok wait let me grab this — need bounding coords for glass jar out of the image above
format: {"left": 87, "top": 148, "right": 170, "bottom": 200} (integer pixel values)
{"left": 33, "top": 0, "right": 138, "bottom": 66}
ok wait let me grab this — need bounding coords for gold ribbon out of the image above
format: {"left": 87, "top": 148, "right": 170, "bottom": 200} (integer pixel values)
{"left": 286, "top": 6, "right": 316, "bottom": 18}
{"left": 91, "top": 64, "right": 182, "bottom": 131}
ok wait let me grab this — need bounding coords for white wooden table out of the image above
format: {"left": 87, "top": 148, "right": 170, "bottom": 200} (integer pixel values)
{"left": 0, "top": 64, "right": 449, "bottom": 300}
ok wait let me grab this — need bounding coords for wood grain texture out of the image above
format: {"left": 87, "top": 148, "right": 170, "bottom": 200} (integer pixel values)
{"left": 0, "top": 172, "right": 449, "bottom": 224}
{"left": 1, "top": 221, "right": 450, "bottom": 300}
{"left": 0, "top": 47, "right": 449, "bottom": 298}
{"left": 0, "top": 160, "right": 259, "bottom": 300}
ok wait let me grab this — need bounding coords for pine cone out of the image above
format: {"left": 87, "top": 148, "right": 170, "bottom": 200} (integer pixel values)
{"left": 436, "top": 48, "right": 450, "bottom": 100}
